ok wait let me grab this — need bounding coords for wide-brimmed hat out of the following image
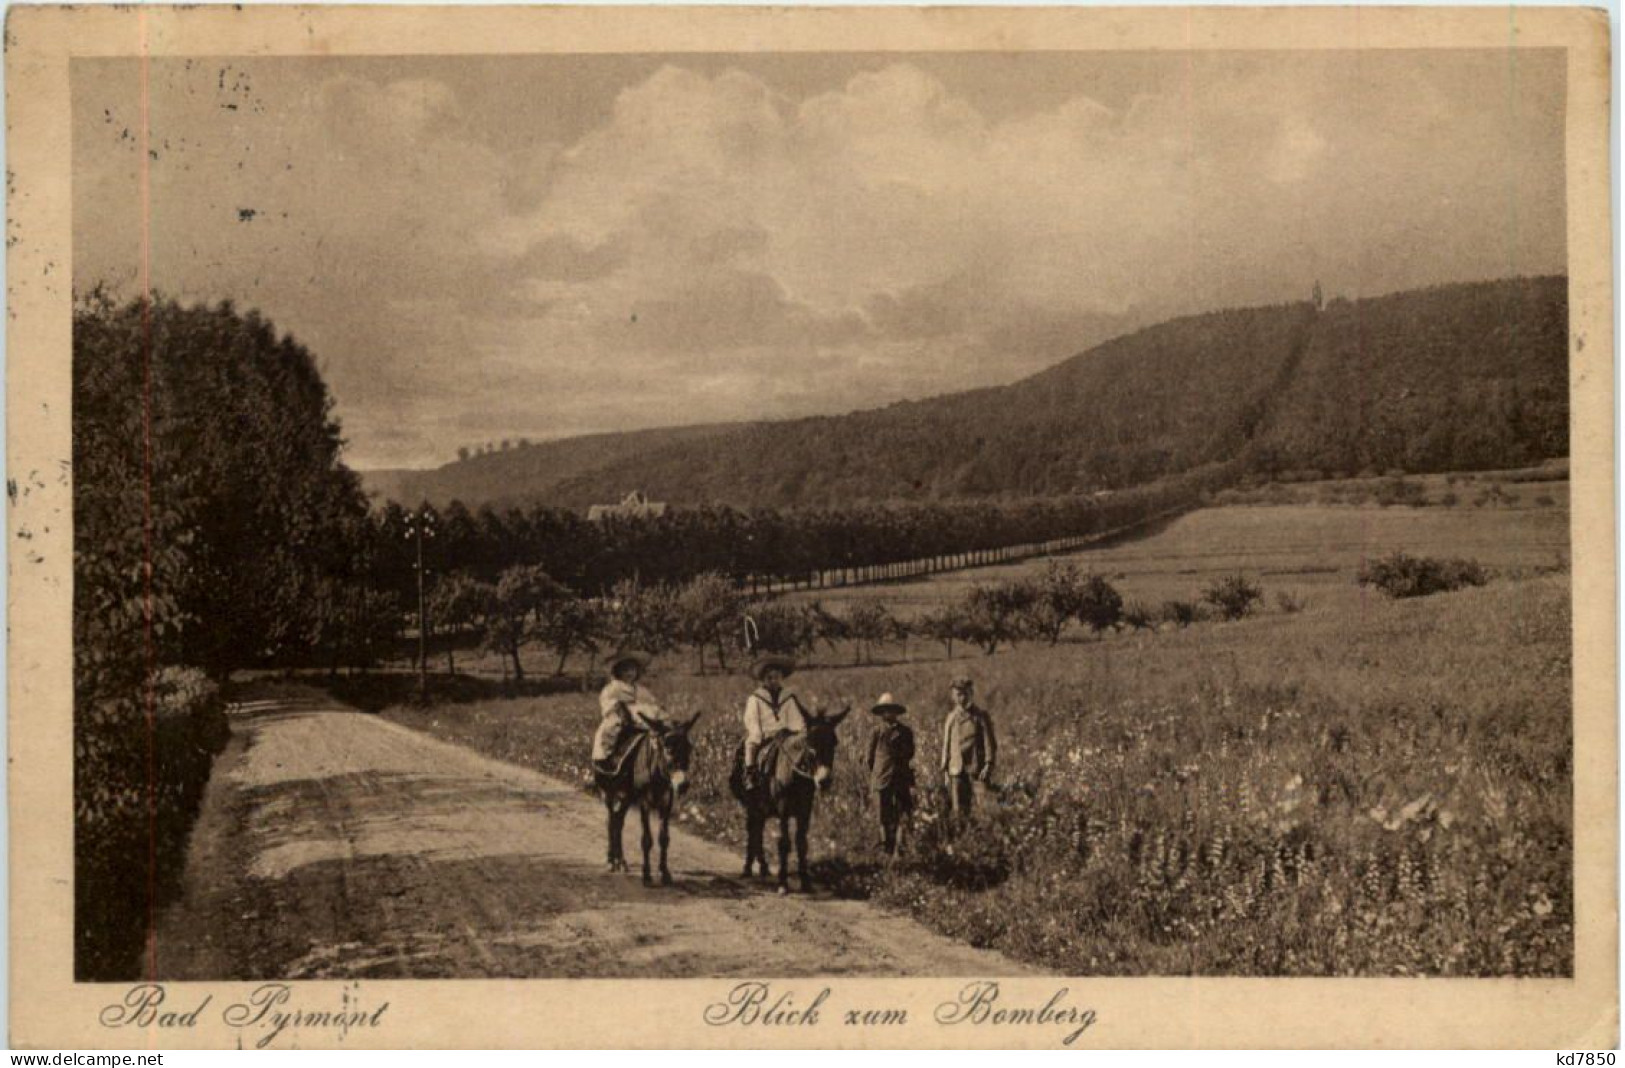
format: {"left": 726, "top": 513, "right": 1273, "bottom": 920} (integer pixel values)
{"left": 870, "top": 693, "right": 908, "bottom": 716}
{"left": 607, "top": 650, "right": 652, "bottom": 677}
{"left": 749, "top": 653, "right": 796, "bottom": 681}
{"left": 950, "top": 675, "right": 975, "bottom": 692}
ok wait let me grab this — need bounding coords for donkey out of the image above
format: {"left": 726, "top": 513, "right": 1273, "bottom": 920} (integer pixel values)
{"left": 729, "top": 707, "right": 849, "bottom": 894}
{"left": 600, "top": 712, "right": 701, "bottom": 886}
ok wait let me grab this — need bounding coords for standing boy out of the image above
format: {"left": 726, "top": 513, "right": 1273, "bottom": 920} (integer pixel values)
{"left": 940, "top": 675, "right": 997, "bottom": 822}
{"left": 866, "top": 693, "right": 915, "bottom": 856}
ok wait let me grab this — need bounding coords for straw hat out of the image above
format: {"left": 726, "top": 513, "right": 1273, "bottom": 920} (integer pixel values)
{"left": 607, "top": 650, "right": 652, "bottom": 678}
{"left": 749, "top": 653, "right": 797, "bottom": 681}
{"left": 870, "top": 693, "right": 908, "bottom": 716}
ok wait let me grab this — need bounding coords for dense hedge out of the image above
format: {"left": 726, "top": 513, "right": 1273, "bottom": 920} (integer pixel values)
{"left": 74, "top": 292, "right": 373, "bottom": 978}
{"left": 1357, "top": 552, "right": 1490, "bottom": 599}
{"left": 75, "top": 667, "right": 229, "bottom": 980}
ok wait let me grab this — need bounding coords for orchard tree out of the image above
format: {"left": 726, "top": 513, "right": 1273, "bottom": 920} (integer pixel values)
{"left": 485, "top": 564, "right": 567, "bottom": 679}
{"left": 843, "top": 601, "right": 901, "bottom": 665}
{"left": 1076, "top": 573, "right": 1126, "bottom": 635}
{"left": 607, "top": 578, "right": 680, "bottom": 656}
{"left": 534, "top": 596, "right": 607, "bottom": 677}
{"left": 675, "top": 572, "right": 744, "bottom": 674}
{"left": 958, "top": 582, "right": 1037, "bottom": 655}
{"left": 915, "top": 603, "right": 967, "bottom": 659}
{"left": 805, "top": 601, "right": 850, "bottom": 656}
{"left": 428, "top": 571, "right": 494, "bottom": 675}
{"left": 1202, "top": 573, "right": 1264, "bottom": 621}
{"left": 743, "top": 598, "right": 819, "bottom": 658}
{"left": 1025, "top": 562, "right": 1087, "bottom": 644}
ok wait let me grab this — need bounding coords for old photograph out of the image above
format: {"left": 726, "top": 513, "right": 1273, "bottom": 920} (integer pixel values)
{"left": 8, "top": 3, "right": 1614, "bottom": 1050}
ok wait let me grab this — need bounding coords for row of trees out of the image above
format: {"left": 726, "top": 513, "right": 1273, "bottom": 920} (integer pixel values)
{"left": 364, "top": 461, "right": 1232, "bottom": 613}
{"left": 410, "top": 561, "right": 1211, "bottom": 680}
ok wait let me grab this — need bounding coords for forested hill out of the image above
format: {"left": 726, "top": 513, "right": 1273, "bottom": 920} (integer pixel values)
{"left": 359, "top": 422, "right": 748, "bottom": 508}
{"left": 1247, "top": 277, "right": 1569, "bottom": 476}
{"left": 362, "top": 276, "right": 1568, "bottom": 511}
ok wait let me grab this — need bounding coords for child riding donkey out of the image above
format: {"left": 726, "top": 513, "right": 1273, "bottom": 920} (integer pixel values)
{"left": 730, "top": 653, "right": 850, "bottom": 891}
{"left": 593, "top": 650, "right": 666, "bottom": 777}
{"left": 739, "top": 653, "right": 808, "bottom": 791}
{"left": 593, "top": 650, "right": 701, "bottom": 884}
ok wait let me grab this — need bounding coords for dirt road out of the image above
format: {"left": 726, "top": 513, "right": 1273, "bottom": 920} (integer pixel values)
{"left": 155, "top": 683, "right": 1034, "bottom": 980}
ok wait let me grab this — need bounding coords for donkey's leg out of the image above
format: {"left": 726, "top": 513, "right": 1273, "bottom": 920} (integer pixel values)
{"left": 759, "top": 813, "right": 773, "bottom": 878}
{"left": 753, "top": 809, "right": 771, "bottom": 878}
{"left": 607, "top": 799, "right": 626, "bottom": 872}
{"left": 639, "top": 804, "right": 655, "bottom": 887}
{"left": 748, "top": 806, "right": 771, "bottom": 878}
{"left": 776, "top": 812, "right": 793, "bottom": 895}
{"left": 795, "top": 809, "right": 813, "bottom": 894}
{"left": 658, "top": 802, "right": 673, "bottom": 886}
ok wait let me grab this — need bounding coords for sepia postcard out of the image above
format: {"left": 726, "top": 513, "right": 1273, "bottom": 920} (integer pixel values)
{"left": 6, "top": 3, "right": 1616, "bottom": 1050}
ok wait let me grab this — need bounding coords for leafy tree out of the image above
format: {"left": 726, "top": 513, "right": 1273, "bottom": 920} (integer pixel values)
{"left": 805, "top": 601, "right": 850, "bottom": 654}
{"left": 743, "top": 599, "right": 820, "bottom": 657}
{"left": 74, "top": 294, "right": 374, "bottom": 679}
{"left": 606, "top": 578, "right": 679, "bottom": 655}
{"left": 914, "top": 603, "right": 968, "bottom": 658}
{"left": 534, "top": 596, "right": 608, "bottom": 676}
{"left": 959, "top": 582, "right": 1037, "bottom": 655}
{"left": 843, "top": 601, "right": 901, "bottom": 665}
{"left": 1202, "top": 574, "right": 1264, "bottom": 621}
{"left": 674, "top": 572, "right": 744, "bottom": 674}
{"left": 328, "top": 583, "right": 402, "bottom": 674}
{"left": 427, "top": 571, "right": 494, "bottom": 675}
{"left": 1022, "top": 561, "right": 1095, "bottom": 644}
{"left": 1076, "top": 573, "right": 1126, "bottom": 635}
{"left": 485, "top": 564, "right": 567, "bottom": 679}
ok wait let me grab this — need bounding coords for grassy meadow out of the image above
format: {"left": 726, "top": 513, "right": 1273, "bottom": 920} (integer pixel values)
{"left": 785, "top": 487, "right": 1567, "bottom": 623}
{"left": 377, "top": 499, "right": 1572, "bottom": 976}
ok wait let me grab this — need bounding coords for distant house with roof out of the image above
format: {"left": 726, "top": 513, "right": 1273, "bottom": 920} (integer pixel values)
{"left": 588, "top": 489, "right": 668, "bottom": 521}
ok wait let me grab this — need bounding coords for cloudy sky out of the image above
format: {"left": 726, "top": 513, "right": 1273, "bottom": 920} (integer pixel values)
{"left": 73, "top": 50, "right": 1566, "bottom": 469}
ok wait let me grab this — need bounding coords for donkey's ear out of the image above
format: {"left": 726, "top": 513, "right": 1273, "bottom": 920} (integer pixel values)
{"left": 832, "top": 706, "right": 851, "bottom": 725}
{"left": 684, "top": 711, "right": 703, "bottom": 731}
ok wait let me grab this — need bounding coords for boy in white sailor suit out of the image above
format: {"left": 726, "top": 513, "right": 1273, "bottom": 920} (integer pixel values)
{"left": 741, "top": 653, "right": 807, "bottom": 788}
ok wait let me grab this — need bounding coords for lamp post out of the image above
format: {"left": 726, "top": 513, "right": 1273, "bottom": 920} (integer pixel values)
{"left": 404, "top": 505, "right": 437, "bottom": 703}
